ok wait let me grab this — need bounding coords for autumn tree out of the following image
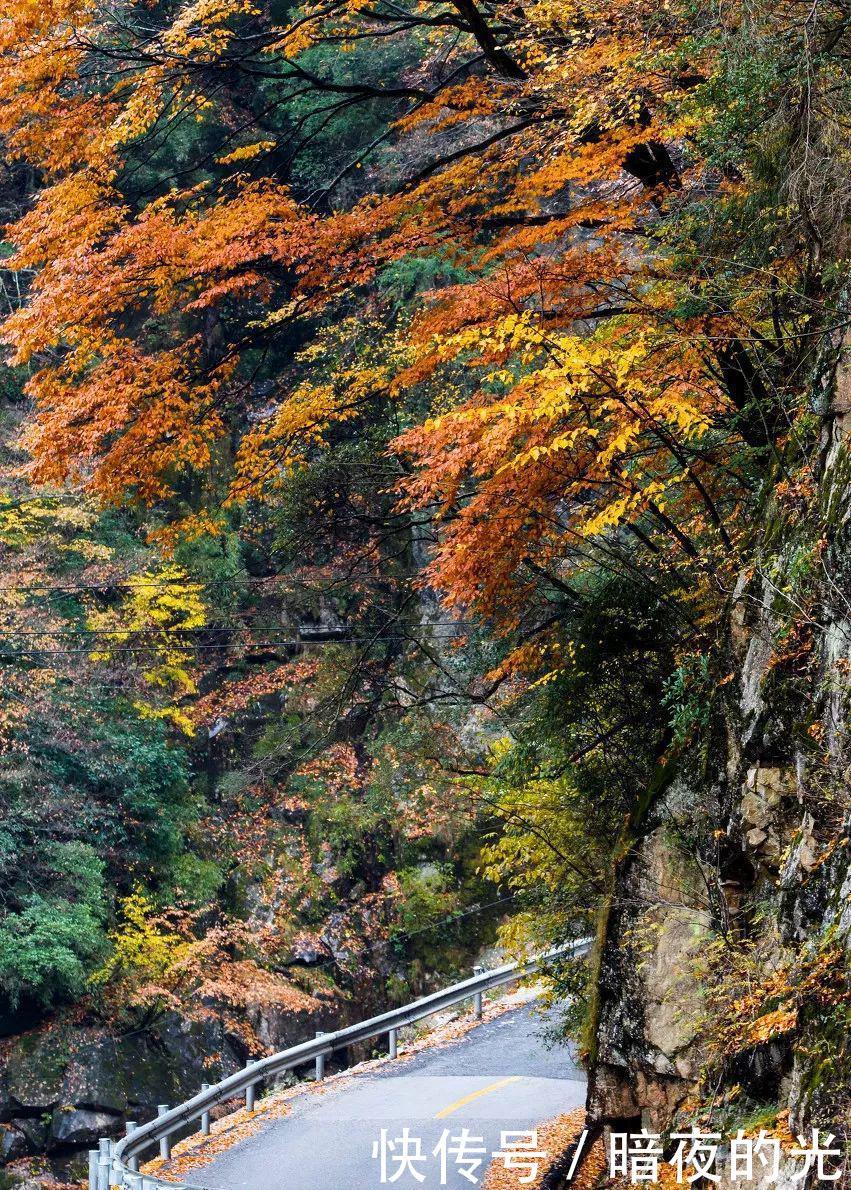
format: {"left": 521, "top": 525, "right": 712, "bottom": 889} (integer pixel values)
{"left": 1, "top": 0, "right": 849, "bottom": 1018}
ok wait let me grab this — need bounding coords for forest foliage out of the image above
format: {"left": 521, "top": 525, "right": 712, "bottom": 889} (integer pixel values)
{"left": 0, "top": 0, "right": 847, "bottom": 1062}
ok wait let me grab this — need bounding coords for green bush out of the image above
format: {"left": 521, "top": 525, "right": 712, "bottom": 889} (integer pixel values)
{"left": 0, "top": 844, "right": 107, "bottom": 1007}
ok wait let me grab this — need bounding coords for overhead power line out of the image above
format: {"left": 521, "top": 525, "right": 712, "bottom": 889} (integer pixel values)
{"left": 0, "top": 626, "right": 486, "bottom": 659}
{"left": 0, "top": 572, "right": 424, "bottom": 595}
{"left": 296, "top": 892, "right": 521, "bottom": 973}
{"left": 0, "top": 621, "right": 474, "bottom": 637}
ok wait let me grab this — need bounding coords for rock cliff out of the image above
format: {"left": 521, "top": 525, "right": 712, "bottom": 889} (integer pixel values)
{"left": 588, "top": 331, "right": 851, "bottom": 1149}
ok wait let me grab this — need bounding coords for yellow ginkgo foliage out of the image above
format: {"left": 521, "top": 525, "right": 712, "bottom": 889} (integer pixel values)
{"left": 87, "top": 564, "right": 207, "bottom": 732}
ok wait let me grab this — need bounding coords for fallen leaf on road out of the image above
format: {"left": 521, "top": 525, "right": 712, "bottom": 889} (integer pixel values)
{"left": 145, "top": 984, "right": 542, "bottom": 1183}
{"left": 483, "top": 1109, "right": 605, "bottom": 1190}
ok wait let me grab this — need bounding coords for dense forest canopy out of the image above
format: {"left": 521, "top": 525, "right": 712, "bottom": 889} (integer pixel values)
{"left": 1, "top": 0, "right": 851, "bottom": 1148}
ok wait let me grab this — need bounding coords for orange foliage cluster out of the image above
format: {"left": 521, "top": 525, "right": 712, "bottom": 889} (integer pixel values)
{"left": 0, "top": 0, "right": 739, "bottom": 579}
{"left": 704, "top": 941, "right": 851, "bottom": 1064}
{"left": 87, "top": 900, "right": 332, "bottom": 1053}
{"left": 191, "top": 658, "right": 321, "bottom": 726}
{"left": 482, "top": 1109, "right": 600, "bottom": 1190}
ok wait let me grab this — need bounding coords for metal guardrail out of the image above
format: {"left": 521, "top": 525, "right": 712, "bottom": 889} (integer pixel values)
{"left": 91, "top": 938, "right": 591, "bottom": 1190}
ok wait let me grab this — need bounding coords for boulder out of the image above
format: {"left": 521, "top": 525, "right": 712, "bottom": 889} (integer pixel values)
{"left": 4, "top": 1029, "right": 70, "bottom": 1112}
{"left": 248, "top": 999, "right": 338, "bottom": 1054}
{"left": 10, "top": 1117, "right": 48, "bottom": 1153}
{"left": 148, "top": 1012, "right": 243, "bottom": 1095}
{"left": 49, "top": 1107, "right": 117, "bottom": 1148}
{"left": 0, "top": 1123, "right": 27, "bottom": 1162}
{"left": 0, "top": 1005, "right": 317, "bottom": 1163}
{"left": 0, "top": 1014, "right": 248, "bottom": 1168}
{"left": 1, "top": 1015, "right": 245, "bottom": 1129}
{"left": 59, "top": 1033, "right": 135, "bottom": 1114}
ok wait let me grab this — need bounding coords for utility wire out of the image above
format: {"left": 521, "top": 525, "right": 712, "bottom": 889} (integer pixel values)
{"left": 0, "top": 573, "right": 425, "bottom": 594}
{"left": 292, "top": 892, "right": 522, "bottom": 974}
{"left": 0, "top": 630, "right": 484, "bottom": 658}
{"left": 0, "top": 623, "right": 474, "bottom": 637}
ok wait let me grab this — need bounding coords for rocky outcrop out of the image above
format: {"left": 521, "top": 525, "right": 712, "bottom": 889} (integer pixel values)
{"left": 590, "top": 778, "right": 713, "bottom": 1128}
{"left": 0, "top": 996, "right": 335, "bottom": 1178}
{"left": 0, "top": 1013, "right": 243, "bottom": 1155}
{"left": 588, "top": 323, "right": 851, "bottom": 1141}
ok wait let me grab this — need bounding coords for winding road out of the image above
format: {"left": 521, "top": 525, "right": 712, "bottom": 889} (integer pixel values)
{"left": 198, "top": 997, "right": 586, "bottom": 1189}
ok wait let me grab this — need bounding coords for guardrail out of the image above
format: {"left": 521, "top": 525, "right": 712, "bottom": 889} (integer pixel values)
{"left": 92, "top": 937, "right": 591, "bottom": 1190}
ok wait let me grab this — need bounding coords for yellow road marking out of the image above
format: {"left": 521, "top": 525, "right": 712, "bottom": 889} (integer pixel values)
{"left": 434, "top": 1076, "right": 522, "bottom": 1119}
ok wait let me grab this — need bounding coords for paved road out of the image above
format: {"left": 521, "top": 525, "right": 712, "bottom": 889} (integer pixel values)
{"left": 198, "top": 999, "right": 586, "bottom": 1190}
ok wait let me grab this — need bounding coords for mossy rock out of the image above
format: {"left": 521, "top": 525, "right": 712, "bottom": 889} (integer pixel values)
{"left": 3, "top": 1031, "right": 73, "bottom": 1112}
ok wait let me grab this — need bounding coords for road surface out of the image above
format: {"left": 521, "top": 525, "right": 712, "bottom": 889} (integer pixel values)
{"left": 198, "top": 999, "right": 586, "bottom": 1189}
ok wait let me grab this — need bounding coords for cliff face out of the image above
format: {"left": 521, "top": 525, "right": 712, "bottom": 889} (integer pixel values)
{"left": 0, "top": 996, "right": 342, "bottom": 1182}
{"left": 589, "top": 335, "right": 851, "bottom": 1142}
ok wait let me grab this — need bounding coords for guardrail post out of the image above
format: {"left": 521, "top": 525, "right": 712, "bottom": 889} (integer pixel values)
{"left": 388, "top": 1027, "right": 398, "bottom": 1059}
{"left": 88, "top": 1148, "right": 99, "bottom": 1190}
{"left": 315, "top": 1031, "right": 327, "bottom": 1080}
{"left": 200, "top": 1083, "right": 211, "bottom": 1135}
{"left": 245, "top": 1064, "right": 256, "bottom": 1113}
{"left": 97, "top": 1147, "right": 111, "bottom": 1190}
{"left": 473, "top": 965, "right": 484, "bottom": 1018}
{"left": 157, "top": 1105, "right": 171, "bottom": 1160}
{"left": 125, "top": 1120, "right": 139, "bottom": 1172}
